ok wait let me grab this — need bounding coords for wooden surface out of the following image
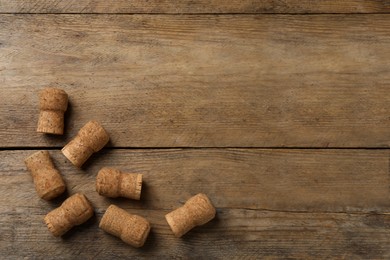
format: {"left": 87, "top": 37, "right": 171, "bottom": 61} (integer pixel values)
{"left": 0, "top": 1, "right": 389, "bottom": 259}
{"left": 0, "top": 0, "right": 389, "bottom": 14}
{"left": 1, "top": 149, "right": 389, "bottom": 258}
{"left": 1, "top": 15, "right": 390, "bottom": 148}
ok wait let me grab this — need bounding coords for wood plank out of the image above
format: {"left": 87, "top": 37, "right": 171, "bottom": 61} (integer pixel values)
{"left": 0, "top": 15, "right": 389, "bottom": 148}
{"left": 1, "top": 209, "right": 389, "bottom": 259}
{"left": 1, "top": 149, "right": 389, "bottom": 258}
{"left": 1, "top": 149, "right": 389, "bottom": 213}
{"left": 0, "top": 0, "right": 389, "bottom": 14}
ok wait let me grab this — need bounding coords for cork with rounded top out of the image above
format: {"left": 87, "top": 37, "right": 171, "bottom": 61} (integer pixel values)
{"left": 44, "top": 193, "right": 94, "bottom": 237}
{"left": 165, "top": 193, "right": 216, "bottom": 237}
{"left": 96, "top": 167, "right": 142, "bottom": 200}
{"left": 24, "top": 150, "right": 66, "bottom": 200}
{"left": 37, "top": 88, "right": 68, "bottom": 135}
{"left": 62, "top": 120, "right": 109, "bottom": 168}
{"left": 99, "top": 205, "right": 150, "bottom": 248}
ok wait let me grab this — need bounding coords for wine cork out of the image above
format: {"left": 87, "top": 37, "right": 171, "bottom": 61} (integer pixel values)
{"left": 44, "top": 193, "right": 94, "bottom": 237}
{"left": 62, "top": 120, "right": 109, "bottom": 168}
{"left": 37, "top": 88, "right": 68, "bottom": 135}
{"left": 24, "top": 151, "right": 66, "bottom": 200}
{"left": 96, "top": 167, "right": 142, "bottom": 200}
{"left": 165, "top": 193, "right": 216, "bottom": 237}
{"left": 99, "top": 205, "right": 150, "bottom": 248}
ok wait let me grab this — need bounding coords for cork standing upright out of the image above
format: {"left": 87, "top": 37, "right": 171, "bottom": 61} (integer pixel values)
{"left": 37, "top": 88, "right": 68, "bottom": 135}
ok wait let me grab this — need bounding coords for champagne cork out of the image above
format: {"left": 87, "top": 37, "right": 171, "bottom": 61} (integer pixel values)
{"left": 62, "top": 120, "right": 109, "bottom": 168}
{"left": 165, "top": 193, "right": 216, "bottom": 237}
{"left": 24, "top": 151, "right": 66, "bottom": 200}
{"left": 44, "top": 193, "right": 94, "bottom": 237}
{"left": 37, "top": 87, "right": 68, "bottom": 135}
{"left": 99, "top": 205, "right": 150, "bottom": 248}
{"left": 96, "top": 167, "right": 142, "bottom": 200}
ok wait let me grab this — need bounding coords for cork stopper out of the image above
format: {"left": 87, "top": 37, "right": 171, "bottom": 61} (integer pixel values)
{"left": 24, "top": 151, "right": 66, "bottom": 200}
{"left": 62, "top": 121, "right": 109, "bottom": 168}
{"left": 99, "top": 205, "right": 150, "bottom": 247}
{"left": 165, "top": 193, "right": 216, "bottom": 237}
{"left": 37, "top": 88, "right": 68, "bottom": 135}
{"left": 44, "top": 193, "right": 94, "bottom": 237}
{"left": 96, "top": 167, "right": 142, "bottom": 200}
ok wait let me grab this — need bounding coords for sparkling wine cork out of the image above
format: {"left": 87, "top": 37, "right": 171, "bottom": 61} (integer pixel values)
{"left": 96, "top": 167, "right": 142, "bottom": 200}
{"left": 99, "top": 205, "right": 150, "bottom": 248}
{"left": 44, "top": 193, "right": 94, "bottom": 237}
{"left": 24, "top": 151, "right": 66, "bottom": 200}
{"left": 62, "top": 120, "right": 109, "bottom": 168}
{"left": 165, "top": 193, "right": 216, "bottom": 237}
{"left": 37, "top": 88, "right": 68, "bottom": 135}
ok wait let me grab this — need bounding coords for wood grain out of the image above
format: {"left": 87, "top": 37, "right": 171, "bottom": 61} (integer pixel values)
{"left": 1, "top": 209, "right": 389, "bottom": 259}
{"left": 1, "top": 149, "right": 389, "bottom": 213}
{"left": 0, "top": 0, "right": 389, "bottom": 14}
{"left": 1, "top": 15, "right": 389, "bottom": 148}
{"left": 1, "top": 149, "right": 389, "bottom": 258}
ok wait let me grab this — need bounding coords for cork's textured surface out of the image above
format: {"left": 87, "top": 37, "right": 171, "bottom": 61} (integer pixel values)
{"left": 166, "top": 193, "right": 216, "bottom": 237}
{"left": 62, "top": 121, "right": 109, "bottom": 167}
{"left": 24, "top": 150, "right": 66, "bottom": 200}
{"left": 37, "top": 88, "right": 68, "bottom": 135}
{"left": 99, "top": 205, "right": 150, "bottom": 247}
{"left": 44, "top": 193, "right": 94, "bottom": 237}
{"left": 96, "top": 167, "right": 142, "bottom": 200}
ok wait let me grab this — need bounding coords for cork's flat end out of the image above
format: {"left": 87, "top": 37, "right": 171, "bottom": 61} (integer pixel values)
{"left": 165, "top": 212, "right": 182, "bottom": 238}
{"left": 134, "top": 220, "right": 151, "bottom": 248}
{"left": 134, "top": 174, "right": 143, "bottom": 200}
{"left": 37, "top": 125, "right": 64, "bottom": 135}
{"left": 44, "top": 212, "right": 63, "bottom": 237}
{"left": 99, "top": 204, "right": 117, "bottom": 230}
{"left": 61, "top": 146, "right": 82, "bottom": 168}
{"left": 41, "top": 184, "right": 66, "bottom": 201}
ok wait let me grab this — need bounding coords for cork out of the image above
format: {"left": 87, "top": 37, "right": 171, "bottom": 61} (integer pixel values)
{"left": 165, "top": 193, "right": 216, "bottom": 237}
{"left": 37, "top": 87, "right": 68, "bottom": 135}
{"left": 99, "top": 205, "right": 150, "bottom": 247}
{"left": 44, "top": 193, "right": 94, "bottom": 237}
{"left": 62, "top": 120, "right": 109, "bottom": 168}
{"left": 24, "top": 151, "right": 66, "bottom": 200}
{"left": 96, "top": 167, "right": 142, "bottom": 200}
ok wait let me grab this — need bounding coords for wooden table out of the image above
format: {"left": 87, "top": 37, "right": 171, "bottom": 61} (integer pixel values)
{"left": 1, "top": 1, "right": 389, "bottom": 259}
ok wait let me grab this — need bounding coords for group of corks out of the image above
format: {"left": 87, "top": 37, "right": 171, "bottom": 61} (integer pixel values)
{"left": 25, "top": 88, "right": 216, "bottom": 248}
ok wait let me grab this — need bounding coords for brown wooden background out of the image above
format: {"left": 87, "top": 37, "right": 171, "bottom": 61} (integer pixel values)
{"left": 0, "top": 1, "right": 389, "bottom": 259}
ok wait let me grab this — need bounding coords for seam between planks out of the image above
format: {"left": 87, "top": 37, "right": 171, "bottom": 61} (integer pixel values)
{"left": 0, "top": 12, "right": 389, "bottom": 15}
{"left": 1, "top": 147, "right": 390, "bottom": 151}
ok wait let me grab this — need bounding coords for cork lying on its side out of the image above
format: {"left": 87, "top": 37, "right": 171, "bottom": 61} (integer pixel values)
{"left": 165, "top": 193, "right": 216, "bottom": 237}
{"left": 62, "top": 120, "right": 109, "bottom": 168}
{"left": 96, "top": 167, "right": 142, "bottom": 200}
{"left": 37, "top": 87, "right": 68, "bottom": 135}
{"left": 44, "top": 193, "right": 94, "bottom": 237}
{"left": 99, "top": 205, "right": 150, "bottom": 248}
{"left": 24, "top": 151, "right": 66, "bottom": 200}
